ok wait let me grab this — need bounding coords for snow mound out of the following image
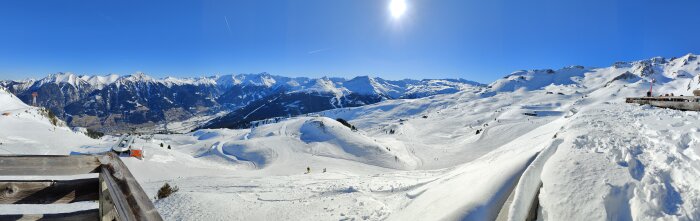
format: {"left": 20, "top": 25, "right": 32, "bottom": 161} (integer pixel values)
{"left": 206, "top": 117, "right": 418, "bottom": 170}
{"left": 297, "top": 118, "right": 416, "bottom": 169}
{"left": 186, "top": 117, "right": 418, "bottom": 171}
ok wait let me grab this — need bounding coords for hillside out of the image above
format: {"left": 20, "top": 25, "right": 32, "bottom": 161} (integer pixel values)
{"left": 0, "top": 88, "right": 101, "bottom": 154}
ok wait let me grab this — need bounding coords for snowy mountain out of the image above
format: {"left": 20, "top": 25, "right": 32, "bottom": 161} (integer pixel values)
{"left": 2, "top": 54, "right": 700, "bottom": 220}
{"left": 489, "top": 53, "right": 700, "bottom": 94}
{"left": 1, "top": 73, "right": 482, "bottom": 133}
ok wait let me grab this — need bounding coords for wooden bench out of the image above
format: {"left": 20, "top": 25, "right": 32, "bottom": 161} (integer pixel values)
{"left": 0, "top": 153, "right": 163, "bottom": 221}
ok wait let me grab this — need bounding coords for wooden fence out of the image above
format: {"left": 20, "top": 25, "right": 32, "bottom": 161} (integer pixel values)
{"left": 0, "top": 153, "right": 163, "bottom": 221}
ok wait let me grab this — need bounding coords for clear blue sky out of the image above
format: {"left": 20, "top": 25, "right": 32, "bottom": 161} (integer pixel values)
{"left": 1, "top": 0, "right": 698, "bottom": 83}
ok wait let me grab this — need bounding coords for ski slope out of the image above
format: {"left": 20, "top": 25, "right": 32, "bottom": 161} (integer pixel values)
{"left": 2, "top": 55, "right": 700, "bottom": 220}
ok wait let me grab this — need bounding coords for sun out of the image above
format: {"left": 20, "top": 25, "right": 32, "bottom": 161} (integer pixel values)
{"left": 389, "top": 0, "right": 407, "bottom": 19}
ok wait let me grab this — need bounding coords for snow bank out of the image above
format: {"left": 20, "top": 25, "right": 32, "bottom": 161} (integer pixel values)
{"left": 389, "top": 117, "right": 566, "bottom": 221}
{"left": 507, "top": 138, "right": 562, "bottom": 221}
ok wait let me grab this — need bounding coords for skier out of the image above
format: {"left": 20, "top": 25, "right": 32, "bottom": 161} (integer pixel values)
{"left": 323, "top": 168, "right": 327, "bottom": 173}
{"left": 306, "top": 166, "right": 310, "bottom": 174}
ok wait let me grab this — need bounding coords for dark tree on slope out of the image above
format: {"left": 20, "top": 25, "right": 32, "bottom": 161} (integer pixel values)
{"left": 336, "top": 118, "right": 352, "bottom": 128}
{"left": 336, "top": 118, "right": 358, "bottom": 131}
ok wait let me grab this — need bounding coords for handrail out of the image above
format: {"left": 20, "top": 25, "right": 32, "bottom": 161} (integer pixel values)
{"left": 0, "top": 153, "right": 163, "bottom": 221}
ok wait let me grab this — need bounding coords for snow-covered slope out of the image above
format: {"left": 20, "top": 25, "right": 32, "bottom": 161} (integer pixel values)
{"left": 534, "top": 103, "right": 700, "bottom": 221}
{"left": 2, "top": 54, "right": 700, "bottom": 220}
{"left": 0, "top": 87, "right": 28, "bottom": 111}
{"left": 0, "top": 88, "right": 100, "bottom": 154}
{"left": 186, "top": 117, "right": 418, "bottom": 171}
{"left": 490, "top": 53, "right": 700, "bottom": 96}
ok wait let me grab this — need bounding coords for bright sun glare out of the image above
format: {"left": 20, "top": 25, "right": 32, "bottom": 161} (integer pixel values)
{"left": 389, "top": 0, "right": 407, "bottom": 19}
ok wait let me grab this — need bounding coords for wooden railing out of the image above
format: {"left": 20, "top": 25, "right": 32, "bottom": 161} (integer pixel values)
{"left": 0, "top": 153, "right": 163, "bottom": 221}
{"left": 626, "top": 96, "right": 700, "bottom": 111}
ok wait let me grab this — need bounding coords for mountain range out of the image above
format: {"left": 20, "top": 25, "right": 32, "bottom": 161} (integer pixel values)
{"left": 0, "top": 73, "right": 483, "bottom": 133}
{"left": 2, "top": 53, "right": 698, "bottom": 133}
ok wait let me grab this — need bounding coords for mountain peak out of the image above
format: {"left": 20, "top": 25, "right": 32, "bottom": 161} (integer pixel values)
{"left": 37, "top": 72, "right": 86, "bottom": 88}
{"left": 120, "top": 72, "right": 155, "bottom": 82}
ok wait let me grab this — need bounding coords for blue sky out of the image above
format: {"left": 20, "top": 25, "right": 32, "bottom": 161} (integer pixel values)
{"left": 1, "top": 0, "right": 698, "bottom": 83}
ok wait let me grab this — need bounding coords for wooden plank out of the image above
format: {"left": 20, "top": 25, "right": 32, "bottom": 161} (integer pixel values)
{"left": 101, "top": 153, "right": 163, "bottom": 221}
{"left": 102, "top": 170, "right": 131, "bottom": 221}
{"left": 99, "top": 173, "right": 117, "bottom": 221}
{"left": 0, "top": 208, "right": 99, "bottom": 221}
{"left": 0, "top": 155, "right": 101, "bottom": 176}
{"left": 0, "top": 178, "right": 99, "bottom": 204}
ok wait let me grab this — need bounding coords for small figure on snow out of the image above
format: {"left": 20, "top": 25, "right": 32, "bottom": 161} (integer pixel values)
{"left": 323, "top": 168, "right": 327, "bottom": 173}
{"left": 306, "top": 166, "right": 311, "bottom": 174}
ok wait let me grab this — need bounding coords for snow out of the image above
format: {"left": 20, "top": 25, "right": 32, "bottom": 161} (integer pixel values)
{"left": 508, "top": 137, "right": 562, "bottom": 221}
{"left": 81, "top": 74, "right": 120, "bottom": 89}
{"left": 297, "top": 77, "right": 348, "bottom": 96}
{"left": 0, "top": 87, "right": 28, "bottom": 112}
{"left": 36, "top": 72, "right": 85, "bottom": 88}
{"left": 537, "top": 103, "right": 700, "bottom": 220}
{"left": 0, "top": 89, "right": 99, "bottom": 155}
{"left": 389, "top": 117, "right": 566, "bottom": 220}
{"left": 4, "top": 72, "right": 481, "bottom": 101}
{"left": 2, "top": 54, "right": 700, "bottom": 220}
{"left": 343, "top": 76, "right": 402, "bottom": 98}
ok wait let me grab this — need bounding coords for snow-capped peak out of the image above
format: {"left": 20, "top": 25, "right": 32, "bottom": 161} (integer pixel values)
{"left": 120, "top": 72, "right": 155, "bottom": 82}
{"left": 36, "top": 72, "right": 86, "bottom": 88}
{"left": 298, "top": 76, "right": 347, "bottom": 95}
{"left": 214, "top": 73, "right": 287, "bottom": 88}
{"left": 343, "top": 76, "right": 401, "bottom": 98}
{"left": 160, "top": 76, "right": 217, "bottom": 87}
{"left": 81, "top": 74, "right": 120, "bottom": 89}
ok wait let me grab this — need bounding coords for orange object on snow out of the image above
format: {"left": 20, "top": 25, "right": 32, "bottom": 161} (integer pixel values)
{"left": 130, "top": 149, "right": 143, "bottom": 159}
